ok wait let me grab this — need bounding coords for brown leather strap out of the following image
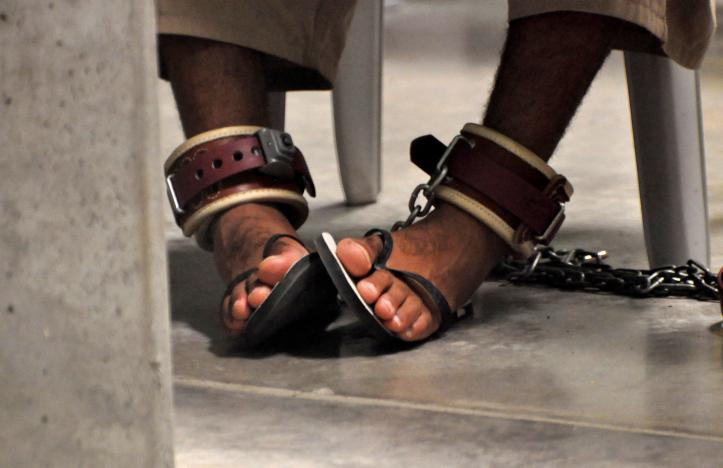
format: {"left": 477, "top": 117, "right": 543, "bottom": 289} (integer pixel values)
{"left": 165, "top": 129, "right": 318, "bottom": 234}
{"left": 168, "top": 134, "right": 314, "bottom": 211}
{"left": 410, "top": 132, "right": 569, "bottom": 244}
{"left": 447, "top": 148, "right": 564, "bottom": 235}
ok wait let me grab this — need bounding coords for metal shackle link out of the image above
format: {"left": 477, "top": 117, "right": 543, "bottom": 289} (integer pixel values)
{"left": 497, "top": 246, "right": 720, "bottom": 302}
{"left": 392, "top": 134, "right": 473, "bottom": 232}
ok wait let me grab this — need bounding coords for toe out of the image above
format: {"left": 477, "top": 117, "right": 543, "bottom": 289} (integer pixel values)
{"left": 374, "top": 280, "right": 408, "bottom": 321}
{"left": 247, "top": 284, "right": 272, "bottom": 309}
{"left": 389, "top": 294, "right": 423, "bottom": 334}
{"left": 257, "top": 240, "right": 307, "bottom": 285}
{"left": 257, "top": 254, "right": 296, "bottom": 285}
{"left": 221, "top": 292, "right": 248, "bottom": 335}
{"left": 402, "top": 313, "right": 435, "bottom": 341}
{"left": 230, "top": 293, "right": 251, "bottom": 321}
{"left": 336, "top": 238, "right": 377, "bottom": 277}
{"left": 357, "top": 269, "right": 394, "bottom": 305}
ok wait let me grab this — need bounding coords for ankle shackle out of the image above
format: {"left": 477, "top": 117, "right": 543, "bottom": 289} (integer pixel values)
{"left": 409, "top": 123, "right": 573, "bottom": 257}
{"left": 164, "top": 126, "right": 315, "bottom": 250}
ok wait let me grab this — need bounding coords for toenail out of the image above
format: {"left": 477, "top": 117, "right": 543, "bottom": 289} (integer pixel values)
{"left": 404, "top": 329, "right": 414, "bottom": 338}
{"left": 359, "top": 281, "right": 376, "bottom": 297}
{"left": 391, "top": 316, "right": 402, "bottom": 328}
{"left": 350, "top": 241, "right": 372, "bottom": 264}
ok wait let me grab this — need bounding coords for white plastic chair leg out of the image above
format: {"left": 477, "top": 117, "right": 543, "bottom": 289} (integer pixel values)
{"left": 624, "top": 52, "right": 710, "bottom": 268}
{"left": 267, "top": 91, "right": 286, "bottom": 130}
{"left": 332, "top": 0, "right": 383, "bottom": 205}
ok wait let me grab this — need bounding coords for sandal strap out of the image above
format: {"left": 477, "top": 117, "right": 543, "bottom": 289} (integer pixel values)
{"left": 221, "top": 233, "right": 304, "bottom": 309}
{"left": 364, "top": 228, "right": 394, "bottom": 267}
{"left": 262, "top": 233, "right": 305, "bottom": 258}
{"left": 363, "top": 228, "right": 465, "bottom": 332}
{"left": 223, "top": 233, "right": 304, "bottom": 300}
{"left": 222, "top": 268, "right": 257, "bottom": 309}
{"left": 386, "top": 267, "right": 461, "bottom": 331}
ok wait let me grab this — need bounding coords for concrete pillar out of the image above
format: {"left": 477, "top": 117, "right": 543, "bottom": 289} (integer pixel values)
{"left": 0, "top": 2, "right": 173, "bottom": 467}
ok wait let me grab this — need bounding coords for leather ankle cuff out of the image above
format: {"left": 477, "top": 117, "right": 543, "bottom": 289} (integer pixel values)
{"left": 164, "top": 126, "right": 315, "bottom": 249}
{"left": 410, "top": 123, "right": 573, "bottom": 257}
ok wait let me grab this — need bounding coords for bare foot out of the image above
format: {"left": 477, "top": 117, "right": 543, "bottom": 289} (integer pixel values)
{"left": 336, "top": 203, "right": 509, "bottom": 341}
{"left": 213, "top": 203, "right": 308, "bottom": 336}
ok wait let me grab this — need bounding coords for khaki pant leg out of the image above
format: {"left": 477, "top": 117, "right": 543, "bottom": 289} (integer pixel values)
{"left": 508, "top": 0, "right": 716, "bottom": 69}
{"left": 157, "top": 0, "right": 357, "bottom": 89}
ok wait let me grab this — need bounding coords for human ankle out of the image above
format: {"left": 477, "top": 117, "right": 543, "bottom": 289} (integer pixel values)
{"left": 212, "top": 203, "right": 299, "bottom": 279}
{"left": 220, "top": 202, "right": 291, "bottom": 231}
{"left": 433, "top": 202, "right": 510, "bottom": 258}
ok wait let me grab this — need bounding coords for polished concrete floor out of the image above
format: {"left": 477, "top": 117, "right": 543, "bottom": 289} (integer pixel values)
{"left": 161, "top": 1, "right": 723, "bottom": 466}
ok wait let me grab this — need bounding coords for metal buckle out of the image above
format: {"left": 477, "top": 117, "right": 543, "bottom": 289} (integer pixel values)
{"left": 435, "top": 134, "right": 475, "bottom": 174}
{"left": 256, "top": 128, "right": 296, "bottom": 179}
{"left": 165, "top": 173, "right": 184, "bottom": 216}
{"left": 534, "top": 202, "right": 565, "bottom": 245}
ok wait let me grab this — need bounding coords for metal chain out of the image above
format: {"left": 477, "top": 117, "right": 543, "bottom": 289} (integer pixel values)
{"left": 391, "top": 134, "right": 719, "bottom": 303}
{"left": 496, "top": 246, "right": 720, "bottom": 301}
{"left": 392, "top": 135, "right": 475, "bottom": 231}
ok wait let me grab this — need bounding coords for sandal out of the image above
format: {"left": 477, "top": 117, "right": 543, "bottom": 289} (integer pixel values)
{"left": 164, "top": 126, "right": 338, "bottom": 346}
{"left": 221, "top": 234, "right": 338, "bottom": 347}
{"left": 314, "top": 229, "right": 471, "bottom": 342}
{"left": 315, "top": 122, "right": 574, "bottom": 342}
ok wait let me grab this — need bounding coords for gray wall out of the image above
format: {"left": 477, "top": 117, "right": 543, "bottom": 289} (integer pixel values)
{"left": 0, "top": 2, "right": 174, "bottom": 466}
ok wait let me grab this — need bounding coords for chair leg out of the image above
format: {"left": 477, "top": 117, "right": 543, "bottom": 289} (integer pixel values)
{"left": 624, "top": 52, "right": 710, "bottom": 268}
{"left": 332, "top": 0, "right": 383, "bottom": 205}
{"left": 267, "top": 91, "right": 286, "bottom": 131}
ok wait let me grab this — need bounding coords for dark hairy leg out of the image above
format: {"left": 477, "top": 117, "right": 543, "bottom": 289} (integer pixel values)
{"left": 159, "top": 35, "right": 270, "bottom": 135}
{"left": 160, "top": 35, "right": 307, "bottom": 336}
{"left": 336, "top": 13, "right": 635, "bottom": 341}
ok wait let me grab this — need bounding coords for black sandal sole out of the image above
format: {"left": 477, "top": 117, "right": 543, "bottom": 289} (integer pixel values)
{"left": 239, "top": 252, "right": 338, "bottom": 347}
{"left": 314, "top": 233, "right": 395, "bottom": 342}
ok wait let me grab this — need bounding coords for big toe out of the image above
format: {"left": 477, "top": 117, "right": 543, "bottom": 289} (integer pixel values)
{"left": 257, "top": 254, "right": 297, "bottom": 285}
{"left": 336, "top": 238, "right": 375, "bottom": 277}
{"left": 257, "top": 241, "right": 307, "bottom": 285}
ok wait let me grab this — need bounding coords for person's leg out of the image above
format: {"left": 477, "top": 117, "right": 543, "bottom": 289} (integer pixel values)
{"left": 335, "top": 12, "right": 632, "bottom": 341}
{"left": 160, "top": 35, "right": 308, "bottom": 336}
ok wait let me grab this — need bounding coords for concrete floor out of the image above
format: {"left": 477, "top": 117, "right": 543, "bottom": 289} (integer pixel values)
{"left": 161, "top": 1, "right": 723, "bottom": 466}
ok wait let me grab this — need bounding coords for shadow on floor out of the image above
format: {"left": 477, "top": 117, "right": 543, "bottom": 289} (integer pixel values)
{"left": 167, "top": 239, "right": 423, "bottom": 358}
{"left": 167, "top": 222, "right": 657, "bottom": 359}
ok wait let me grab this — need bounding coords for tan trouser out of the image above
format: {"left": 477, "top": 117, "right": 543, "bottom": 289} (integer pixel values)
{"left": 157, "top": 0, "right": 715, "bottom": 89}
{"left": 156, "top": 0, "right": 357, "bottom": 90}
{"left": 509, "top": 0, "right": 716, "bottom": 69}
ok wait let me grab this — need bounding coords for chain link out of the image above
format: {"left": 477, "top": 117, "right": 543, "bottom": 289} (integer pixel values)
{"left": 393, "top": 135, "right": 473, "bottom": 231}
{"left": 496, "top": 246, "right": 720, "bottom": 301}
